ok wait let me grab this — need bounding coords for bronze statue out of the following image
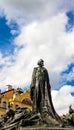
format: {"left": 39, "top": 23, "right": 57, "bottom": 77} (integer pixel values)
{"left": 1, "top": 60, "right": 74, "bottom": 128}
{"left": 30, "top": 59, "right": 61, "bottom": 122}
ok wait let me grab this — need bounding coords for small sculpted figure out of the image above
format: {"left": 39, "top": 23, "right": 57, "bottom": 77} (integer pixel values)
{"left": 69, "top": 105, "right": 74, "bottom": 114}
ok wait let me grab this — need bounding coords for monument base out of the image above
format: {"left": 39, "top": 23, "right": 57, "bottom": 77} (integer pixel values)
{"left": 19, "top": 127, "right": 74, "bottom": 130}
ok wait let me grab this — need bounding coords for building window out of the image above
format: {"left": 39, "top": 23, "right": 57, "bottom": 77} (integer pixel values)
{"left": 2, "top": 101, "right": 6, "bottom": 108}
{"left": 15, "top": 104, "right": 19, "bottom": 109}
{"left": 0, "top": 98, "right": 1, "bottom": 103}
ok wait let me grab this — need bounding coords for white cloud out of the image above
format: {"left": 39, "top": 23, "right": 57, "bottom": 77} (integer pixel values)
{"left": 10, "top": 30, "right": 18, "bottom": 35}
{"left": 0, "top": 12, "right": 74, "bottom": 91}
{"left": 14, "top": 13, "right": 74, "bottom": 88}
{"left": 0, "top": 53, "right": 12, "bottom": 66}
{"left": 63, "top": 67, "right": 74, "bottom": 82}
{"left": 52, "top": 85, "right": 74, "bottom": 115}
{"left": 0, "top": 0, "right": 74, "bottom": 25}
{"left": 0, "top": 0, "right": 74, "bottom": 115}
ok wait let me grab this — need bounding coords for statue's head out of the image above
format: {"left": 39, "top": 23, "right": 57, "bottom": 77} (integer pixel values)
{"left": 37, "top": 59, "right": 44, "bottom": 67}
{"left": 69, "top": 105, "right": 72, "bottom": 108}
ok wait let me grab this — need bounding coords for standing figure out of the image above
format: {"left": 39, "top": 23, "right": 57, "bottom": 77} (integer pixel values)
{"left": 69, "top": 105, "right": 74, "bottom": 114}
{"left": 30, "top": 59, "right": 60, "bottom": 121}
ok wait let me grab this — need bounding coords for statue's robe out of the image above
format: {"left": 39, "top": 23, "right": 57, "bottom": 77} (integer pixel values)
{"left": 30, "top": 66, "right": 61, "bottom": 121}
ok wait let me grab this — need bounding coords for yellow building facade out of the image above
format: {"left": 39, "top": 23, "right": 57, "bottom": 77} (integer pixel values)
{"left": 0, "top": 86, "right": 32, "bottom": 116}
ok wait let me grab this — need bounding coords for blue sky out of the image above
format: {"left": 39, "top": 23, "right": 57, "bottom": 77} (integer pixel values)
{"left": 0, "top": 0, "right": 74, "bottom": 114}
{"left": 0, "top": 17, "right": 19, "bottom": 56}
{"left": 0, "top": 11, "right": 74, "bottom": 58}
{"left": 66, "top": 11, "right": 74, "bottom": 31}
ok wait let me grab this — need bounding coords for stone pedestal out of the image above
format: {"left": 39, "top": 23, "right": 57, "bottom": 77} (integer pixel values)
{"left": 20, "top": 127, "right": 74, "bottom": 130}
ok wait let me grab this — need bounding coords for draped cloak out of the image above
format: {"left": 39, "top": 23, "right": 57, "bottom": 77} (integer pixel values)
{"left": 30, "top": 66, "right": 61, "bottom": 121}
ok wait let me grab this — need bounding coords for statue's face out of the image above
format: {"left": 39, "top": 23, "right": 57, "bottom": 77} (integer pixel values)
{"left": 38, "top": 59, "right": 44, "bottom": 67}
{"left": 40, "top": 61, "right": 44, "bottom": 67}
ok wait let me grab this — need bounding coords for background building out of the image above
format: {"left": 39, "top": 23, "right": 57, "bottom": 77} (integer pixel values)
{"left": 0, "top": 85, "right": 32, "bottom": 116}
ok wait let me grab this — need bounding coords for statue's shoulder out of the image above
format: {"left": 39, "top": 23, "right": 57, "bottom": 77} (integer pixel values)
{"left": 33, "top": 67, "right": 38, "bottom": 70}
{"left": 33, "top": 67, "right": 38, "bottom": 72}
{"left": 43, "top": 67, "right": 47, "bottom": 71}
{"left": 42, "top": 67, "right": 49, "bottom": 74}
{"left": 32, "top": 67, "right": 38, "bottom": 76}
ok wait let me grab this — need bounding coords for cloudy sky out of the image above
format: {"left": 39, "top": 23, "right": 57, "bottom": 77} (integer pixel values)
{"left": 0, "top": 0, "right": 74, "bottom": 115}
